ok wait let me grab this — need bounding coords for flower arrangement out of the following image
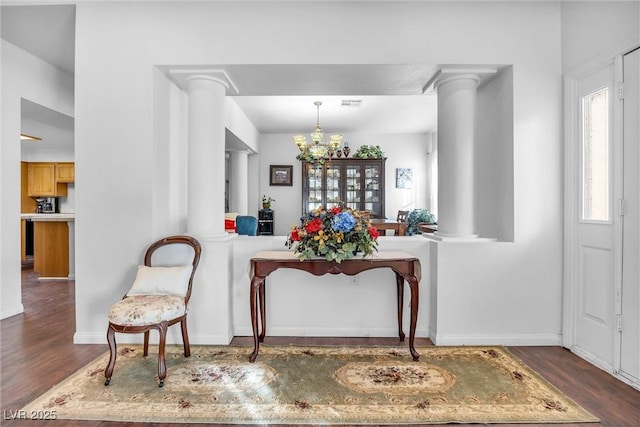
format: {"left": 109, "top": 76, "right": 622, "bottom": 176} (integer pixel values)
{"left": 285, "top": 206, "right": 379, "bottom": 263}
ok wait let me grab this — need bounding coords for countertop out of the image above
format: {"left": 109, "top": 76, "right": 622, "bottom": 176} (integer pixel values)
{"left": 21, "top": 213, "right": 75, "bottom": 222}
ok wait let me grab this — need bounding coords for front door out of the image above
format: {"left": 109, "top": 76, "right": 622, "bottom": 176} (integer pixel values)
{"left": 573, "top": 63, "right": 617, "bottom": 370}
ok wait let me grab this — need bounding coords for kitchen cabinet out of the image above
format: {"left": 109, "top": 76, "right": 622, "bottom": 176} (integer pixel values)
{"left": 27, "top": 162, "right": 69, "bottom": 197}
{"left": 33, "top": 220, "right": 69, "bottom": 278}
{"left": 302, "top": 158, "right": 386, "bottom": 218}
{"left": 55, "top": 162, "right": 75, "bottom": 183}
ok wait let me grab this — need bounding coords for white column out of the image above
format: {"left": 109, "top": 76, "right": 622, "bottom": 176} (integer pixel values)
{"left": 229, "top": 150, "right": 249, "bottom": 215}
{"left": 434, "top": 73, "right": 481, "bottom": 238}
{"left": 185, "top": 75, "right": 228, "bottom": 236}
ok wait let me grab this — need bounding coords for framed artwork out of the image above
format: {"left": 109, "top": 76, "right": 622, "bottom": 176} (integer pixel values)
{"left": 396, "top": 168, "right": 413, "bottom": 189}
{"left": 270, "top": 165, "right": 293, "bottom": 186}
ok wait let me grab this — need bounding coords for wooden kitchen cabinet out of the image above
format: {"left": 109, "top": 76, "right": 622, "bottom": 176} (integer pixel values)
{"left": 33, "top": 221, "right": 69, "bottom": 278}
{"left": 27, "top": 163, "right": 68, "bottom": 197}
{"left": 55, "top": 162, "right": 75, "bottom": 183}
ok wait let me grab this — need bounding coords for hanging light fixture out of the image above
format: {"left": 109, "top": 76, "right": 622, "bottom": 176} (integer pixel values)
{"left": 294, "top": 101, "right": 343, "bottom": 162}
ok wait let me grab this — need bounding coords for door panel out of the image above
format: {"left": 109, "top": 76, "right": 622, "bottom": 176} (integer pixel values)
{"left": 574, "top": 63, "right": 616, "bottom": 369}
{"left": 621, "top": 47, "right": 640, "bottom": 384}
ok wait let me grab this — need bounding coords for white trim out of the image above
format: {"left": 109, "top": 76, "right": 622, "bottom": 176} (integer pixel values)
{"left": 73, "top": 332, "right": 234, "bottom": 345}
{"left": 233, "top": 326, "right": 431, "bottom": 338}
{"left": 612, "top": 54, "right": 625, "bottom": 375}
{"left": 432, "top": 333, "right": 562, "bottom": 347}
{"left": 562, "top": 74, "right": 579, "bottom": 349}
{"left": 0, "top": 304, "right": 25, "bottom": 320}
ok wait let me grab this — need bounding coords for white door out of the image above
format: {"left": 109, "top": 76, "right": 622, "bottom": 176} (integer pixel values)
{"left": 620, "top": 47, "right": 640, "bottom": 385}
{"left": 573, "top": 63, "right": 617, "bottom": 370}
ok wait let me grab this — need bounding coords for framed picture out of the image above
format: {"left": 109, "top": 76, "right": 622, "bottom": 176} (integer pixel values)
{"left": 270, "top": 165, "right": 293, "bottom": 186}
{"left": 396, "top": 168, "right": 413, "bottom": 189}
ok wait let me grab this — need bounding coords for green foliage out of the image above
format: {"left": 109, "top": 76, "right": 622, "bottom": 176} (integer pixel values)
{"left": 406, "top": 209, "right": 436, "bottom": 236}
{"left": 296, "top": 152, "right": 326, "bottom": 164}
{"left": 353, "top": 145, "right": 385, "bottom": 159}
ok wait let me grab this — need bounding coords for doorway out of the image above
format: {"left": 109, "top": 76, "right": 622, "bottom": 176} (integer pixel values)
{"left": 564, "top": 47, "right": 640, "bottom": 390}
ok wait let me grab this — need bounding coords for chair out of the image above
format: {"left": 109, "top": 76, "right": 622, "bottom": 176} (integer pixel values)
{"left": 236, "top": 215, "right": 258, "bottom": 236}
{"left": 396, "top": 210, "right": 409, "bottom": 235}
{"left": 355, "top": 210, "right": 371, "bottom": 220}
{"left": 104, "top": 235, "right": 201, "bottom": 387}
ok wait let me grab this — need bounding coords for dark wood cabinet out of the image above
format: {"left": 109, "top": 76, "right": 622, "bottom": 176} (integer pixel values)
{"left": 258, "top": 209, "right": 274, "bottom": 235}
{"left": 301, "top": 159, "right": 386, "bottom": 218}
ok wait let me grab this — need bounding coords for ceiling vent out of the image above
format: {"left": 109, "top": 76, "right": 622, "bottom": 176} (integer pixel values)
{"left": 341, "top": 99, "right": 363, "bottom": 107}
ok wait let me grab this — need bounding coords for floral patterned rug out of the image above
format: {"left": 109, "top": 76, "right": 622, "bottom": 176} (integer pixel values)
{"left": 22, "top": 345, "right": 598, "bottom": 424}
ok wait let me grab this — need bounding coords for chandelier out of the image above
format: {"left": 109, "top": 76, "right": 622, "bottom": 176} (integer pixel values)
{"left": 293, "top": 101, "right": 343, "bottom": 161}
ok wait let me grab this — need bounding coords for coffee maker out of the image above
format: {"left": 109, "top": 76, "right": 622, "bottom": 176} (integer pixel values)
{"left": 35, "top": 197, "right": 59, "bottom": 214}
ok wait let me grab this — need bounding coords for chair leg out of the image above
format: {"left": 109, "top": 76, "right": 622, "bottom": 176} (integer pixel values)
{"left": 181, "top": 317, "right": 191, "bottom": 357}
{"left": 143, "top": 331, "right": 150, "bottom": 356}
{"left": 104, "top": 325, "right": 117, "bottom": 386}
{"left": 156, "top": 321, "right": 169, "bottom": 387}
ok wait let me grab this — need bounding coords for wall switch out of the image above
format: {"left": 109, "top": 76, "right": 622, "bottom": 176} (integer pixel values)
{"left": 350, "top": 275, "right": 359, "bottom": 285}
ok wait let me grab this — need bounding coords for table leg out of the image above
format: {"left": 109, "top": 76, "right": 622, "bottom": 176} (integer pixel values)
{"left": 259, "top": 279, "right": 266, "bottom": 342}
{"left": 407, "top": 275, "right": 420, "bottom": 361}
{"left": 395, "top": 273, "right": 405, "bottom": 341}
{"left": 249, "top": 275, "right": 263, "bottom": 363}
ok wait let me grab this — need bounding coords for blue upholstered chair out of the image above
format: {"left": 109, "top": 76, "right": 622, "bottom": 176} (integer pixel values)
{"left": 236, "top": 215, "right": 258, "bottom": 236}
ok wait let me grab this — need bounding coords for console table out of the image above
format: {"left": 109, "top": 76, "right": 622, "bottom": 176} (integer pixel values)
{"left": 248, "top": 250, "right": 421, "bottom": 362}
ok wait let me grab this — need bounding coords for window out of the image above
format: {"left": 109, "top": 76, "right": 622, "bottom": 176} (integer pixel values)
{"left": 581, "top": 87, "right": 610, "bottom": 222}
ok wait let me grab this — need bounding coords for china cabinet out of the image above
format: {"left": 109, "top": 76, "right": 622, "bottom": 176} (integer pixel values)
{"left": 301, "top": 159, "right": 386, "bottom": 218}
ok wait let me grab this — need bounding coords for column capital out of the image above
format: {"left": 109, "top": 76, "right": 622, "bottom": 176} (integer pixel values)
{"left": 422, "top": 67, "right": 497, "bottom": 94}
{"left": 168, "top": 69, "right": 239, "bottom": 95}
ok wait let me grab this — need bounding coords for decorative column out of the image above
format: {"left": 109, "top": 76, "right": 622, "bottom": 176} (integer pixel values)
{"left": 426, "top": 68, "right": 496, "bottom": 239}
{"left": 229, "top": 150, "right": 249, "bottom": 215}
{"left": 169, "top": 70, "right": 238, "bottom": 236}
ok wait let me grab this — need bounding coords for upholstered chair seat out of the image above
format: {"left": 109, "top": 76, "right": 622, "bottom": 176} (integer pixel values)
{"left": 108, "top": 295, "right": 186, "bottom": 327}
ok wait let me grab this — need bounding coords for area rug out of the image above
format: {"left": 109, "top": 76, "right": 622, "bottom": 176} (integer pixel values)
{"left": 22, "top": 345, "right": 598, "bottom": 424}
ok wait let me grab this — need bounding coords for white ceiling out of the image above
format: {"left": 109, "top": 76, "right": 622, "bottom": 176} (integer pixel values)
{"left": 2, "top": 4, "right": 439, "bottom": 153}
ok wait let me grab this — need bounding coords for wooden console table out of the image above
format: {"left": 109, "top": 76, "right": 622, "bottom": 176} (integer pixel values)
{"left": 248, "top": 250, "right": 421, "bottom": 362}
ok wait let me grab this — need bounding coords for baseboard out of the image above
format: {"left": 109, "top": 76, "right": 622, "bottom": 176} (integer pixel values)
{"left": 233, "top": 325, "right": 431, "bottom": 338}
{"left": 73, "top": 331, "right": 233, "bottom": 346}
{"left": 570, "top": 346, "right": 640, "bottom": 391}
{"left": 0, "top": 303, "right": 24, "bottom": 320}
{"left": 432, "top": 333, "right": 562, "bottom": 346}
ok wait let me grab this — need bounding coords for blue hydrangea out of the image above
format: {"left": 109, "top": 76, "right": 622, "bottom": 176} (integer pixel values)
{"left": 331, "top": 212, "right": 356, "bottom": 233}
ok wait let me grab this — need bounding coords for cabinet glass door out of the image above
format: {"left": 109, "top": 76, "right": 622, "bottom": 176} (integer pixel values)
{"left": 325, "top": 163, "right": 342, "bottom": 209}
{"left": 305, "top": 163, "right": 323, "bottom": 213}
{"left": 345, "top": 163, "right": 362, "bottom": 211}
{"left": 364, "top": 163, "right": 382, "bottom": 217}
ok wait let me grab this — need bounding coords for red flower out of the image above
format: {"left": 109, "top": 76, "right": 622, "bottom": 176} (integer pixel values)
{"left": 291, "top": 229, "right": 302, "bottom": 241}
{"left": 368, "top": 226, "right": 380, "bottom": 240}
{"left": 305, "top": 218, "right": 323, "bottom": 233}
{"left": 330, "top": 206, "right": 342, "bottom": 215}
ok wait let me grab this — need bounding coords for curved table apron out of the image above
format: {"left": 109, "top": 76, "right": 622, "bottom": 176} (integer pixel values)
{"left": 248, "top": 250, "right": 422, "bottom": 362}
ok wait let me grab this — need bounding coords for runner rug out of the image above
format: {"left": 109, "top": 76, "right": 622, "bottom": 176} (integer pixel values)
{"left": 22, "top": 345, "right": 598, "bottom": 424}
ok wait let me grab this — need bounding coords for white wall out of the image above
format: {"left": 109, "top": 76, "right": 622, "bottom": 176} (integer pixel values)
{"left": 67, "top": 0, "right": 566, "bottom": 345}
{"left": 1, "top": 40, "right": 74, "bottom": 319}
{"left": 476, "top": 66, "right": 514, "bottom": 241}
{"left": 5, "top": 1, "right": 634, "bottom": 344}
{"left": 561, "top": 1, "right": 639, "bottom": 73}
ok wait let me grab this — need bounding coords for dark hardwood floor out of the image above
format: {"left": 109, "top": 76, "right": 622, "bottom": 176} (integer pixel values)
{"left": 2, "top": 265, "right": 639, "bottom": 426}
